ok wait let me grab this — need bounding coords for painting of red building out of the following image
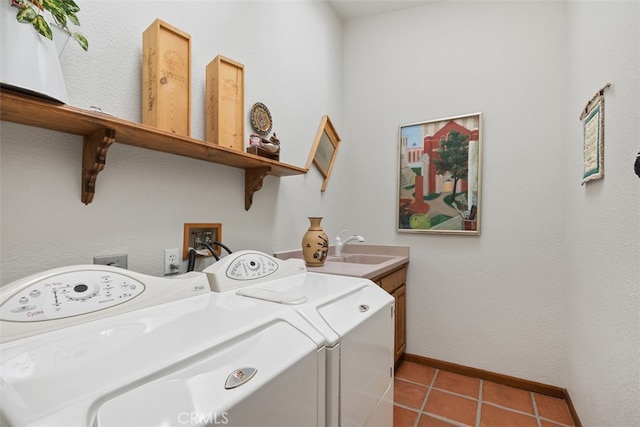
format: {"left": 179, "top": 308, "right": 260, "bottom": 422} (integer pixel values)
{"left": 423, "top": 119, "right": 479, "bottom": 194}
{"left": 398, "top": 113, "right": 481, "bottom": 233}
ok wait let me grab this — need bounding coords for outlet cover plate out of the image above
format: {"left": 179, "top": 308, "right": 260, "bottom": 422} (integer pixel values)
{"left": 164, "top": 248, "right": 180, "bottom": 275}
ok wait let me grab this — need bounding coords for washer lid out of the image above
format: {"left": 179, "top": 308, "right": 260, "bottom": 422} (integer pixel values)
{"left": 228, "top": 271, "right": 393, "bottom": 346}
{"left": 236, "top": 287, "right": 308, "bottom": 304}
{"left": 316, "top": 280, "right": 394, "bottom": 336}
{"left": 94, "top": 321, "right": 318, "bottom": 427}
{"left": 0, "top": 292, "right": 325, "bottom": 427}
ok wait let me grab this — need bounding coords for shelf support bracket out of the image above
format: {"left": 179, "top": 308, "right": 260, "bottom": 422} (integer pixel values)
{"left": 245, "top": 166, "right": 272, "bottom": 210}
{"left": 82, "top": 128, "right": 116, "bottom": 205}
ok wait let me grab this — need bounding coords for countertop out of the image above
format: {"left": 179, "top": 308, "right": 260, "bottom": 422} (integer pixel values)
{"left": 273, "top": 244, "right": 410, "bottom": 279}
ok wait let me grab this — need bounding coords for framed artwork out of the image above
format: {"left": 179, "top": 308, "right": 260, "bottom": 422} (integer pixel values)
{"left": 306, "top": 115, "right": 341, "bottom": 191}
{"left": 580, "top": 84, "right": 610, "bottom": 185}
{"left": 397, "top": 113, "right": 482, "bottom": 235}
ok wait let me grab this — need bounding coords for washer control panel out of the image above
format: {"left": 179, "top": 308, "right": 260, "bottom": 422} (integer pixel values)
{"left": 0, "top": 270, "right": 145, "bottom": 322}
{"left": 204, "top": 251, "right": 307, "bottom": 292}
{"left": 226, "top": 253, "right": 279, "bottom": 280}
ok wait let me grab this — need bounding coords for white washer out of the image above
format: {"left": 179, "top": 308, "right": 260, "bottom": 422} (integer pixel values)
{"left": 203, "top": 251, "right": 395, "bottom": 427}
{"left": 0, "top": 265, "right": 327, "bottom": 426}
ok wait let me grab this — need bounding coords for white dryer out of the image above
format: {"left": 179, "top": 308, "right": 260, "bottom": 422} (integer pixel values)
{"left": 0, "top": 265, "right": 327, "bottom": 426}
{"left": 203, "top": 251, "right": 395, "bottom": 427}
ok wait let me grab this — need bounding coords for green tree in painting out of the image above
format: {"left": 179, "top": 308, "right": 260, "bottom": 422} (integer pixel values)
{"left": 432, "top": 130, "right": 469, "bottom": 202}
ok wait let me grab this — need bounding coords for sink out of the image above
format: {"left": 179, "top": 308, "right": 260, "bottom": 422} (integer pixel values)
{"left": 274, "top": 245, "right": 409, "bottom": 279}
{"left": 325, "top": 254, "right": 396, "bottom": 265}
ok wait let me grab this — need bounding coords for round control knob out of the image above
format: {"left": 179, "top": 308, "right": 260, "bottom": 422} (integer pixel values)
{"left": 65, "top": 282, "right": 99, "bottom": 301}
{"left": 74, "top": 283, "right": 89, "bottom": 293}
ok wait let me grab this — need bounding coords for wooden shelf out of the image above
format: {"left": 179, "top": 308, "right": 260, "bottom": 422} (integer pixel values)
{"left": 0, "top": 88, "right": 307, "bottom": 210}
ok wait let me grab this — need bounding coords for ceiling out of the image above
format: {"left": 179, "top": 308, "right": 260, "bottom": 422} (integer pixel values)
{"left": 326, "top": 0, "right": 440, "bottom": 21}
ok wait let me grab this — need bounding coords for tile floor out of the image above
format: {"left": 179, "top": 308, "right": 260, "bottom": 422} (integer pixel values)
{"left": 394, "top": 361, "right": 576, "bottom": 427}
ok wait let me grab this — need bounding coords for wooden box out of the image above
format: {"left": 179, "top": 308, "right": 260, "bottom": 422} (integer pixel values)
{"left": 206, "top": 55, "right": 244, "bottom": 151}
{"left": 142, "top": 19, "right": 191, "bottom": 136}
{"left": 246, "top": 146, "right": 279, "bottom": 161}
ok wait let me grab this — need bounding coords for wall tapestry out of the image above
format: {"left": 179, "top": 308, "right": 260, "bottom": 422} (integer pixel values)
{"left": 397, "top": 113, "right": 482, "bottom": 235}
{"left": 580, "top": 83, "right": 611, "bottom": 185}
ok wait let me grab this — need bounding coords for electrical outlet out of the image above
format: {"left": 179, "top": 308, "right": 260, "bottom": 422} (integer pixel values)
{"left": 164, "top": 248, "right": 180, "bottom": 275}
{"left": 183, "top": 223, "right": 222, "bottom": 259}
{"left": 94, "top": 254, "right": 128, "bottom": 269}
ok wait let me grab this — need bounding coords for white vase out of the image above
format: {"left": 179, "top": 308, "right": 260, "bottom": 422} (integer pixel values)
{"left": 0, "top": 0, "right": 69, "bottom": 103}
{"left": 52, "top": 25, "right": 71, "bottom": 57}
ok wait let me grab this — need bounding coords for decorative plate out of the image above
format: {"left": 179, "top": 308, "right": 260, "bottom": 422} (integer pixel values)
{"left": 250, "top": 102, "right": 273, "bottom": 136}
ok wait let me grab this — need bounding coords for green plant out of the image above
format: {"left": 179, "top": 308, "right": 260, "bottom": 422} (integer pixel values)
{"left": 12, "top": 0, "right": 88, "bottom": 51}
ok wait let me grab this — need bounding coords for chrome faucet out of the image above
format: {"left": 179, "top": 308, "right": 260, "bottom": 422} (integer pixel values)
{"left": 335, "top": 230, "right": 365, "bottom": 257}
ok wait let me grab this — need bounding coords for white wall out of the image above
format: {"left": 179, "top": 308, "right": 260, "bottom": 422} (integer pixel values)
{"left": 342, "top": 1, "right": 639, "bottom": 425}
{"left": 565, "top": 2, "right": 640, "bottom": 426}
{"left": 1, "top": 0, "right": 346, "bottom": 282}
{"left": 343, "top": 0, "right": 570, "bottom": 385}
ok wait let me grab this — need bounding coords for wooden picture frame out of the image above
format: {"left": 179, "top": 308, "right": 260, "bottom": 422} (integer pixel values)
{"left": 397, "top": 113, "right": 482, "bottom": 235}
{"left": 306, "top": 115, "right": 341, "bottom": 191}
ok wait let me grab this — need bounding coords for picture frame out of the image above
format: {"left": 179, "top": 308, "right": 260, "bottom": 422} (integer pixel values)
{"left": 306, "top": 115, "right": 341, "bottom": 191}
{"left": 580, "top": 91, "right": 606, "bottom": 184}
{"left": 397, "top": 113, "right": 482, "bottom": 235}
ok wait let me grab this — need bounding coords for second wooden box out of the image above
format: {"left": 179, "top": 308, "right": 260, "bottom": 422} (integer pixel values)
{"left": 206, "top": 55, "right": 244, "bottom": 151}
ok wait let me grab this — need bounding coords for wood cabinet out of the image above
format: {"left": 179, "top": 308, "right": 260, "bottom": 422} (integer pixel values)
{"left": 372, "top": 264, "right": 407, "bottom": 363}
{"left": 0, "top": 89, "right": 307, "bottom": 210}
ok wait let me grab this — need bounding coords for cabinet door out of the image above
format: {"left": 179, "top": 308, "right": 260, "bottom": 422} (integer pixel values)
{"left": 393, "top": 284, "right": 406, "bottom": 362}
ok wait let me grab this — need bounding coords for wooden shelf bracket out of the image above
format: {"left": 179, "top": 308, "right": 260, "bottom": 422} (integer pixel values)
{"left": 82, "top": 128, "right": 116, "bottom": 204}
{"left": 245, "top": 166, "right": 272, "bottom": 211}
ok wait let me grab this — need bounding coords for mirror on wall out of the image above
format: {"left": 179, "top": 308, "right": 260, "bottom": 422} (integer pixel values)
{"left": 306, "top": 115, "right": 341, "bottom": 191}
